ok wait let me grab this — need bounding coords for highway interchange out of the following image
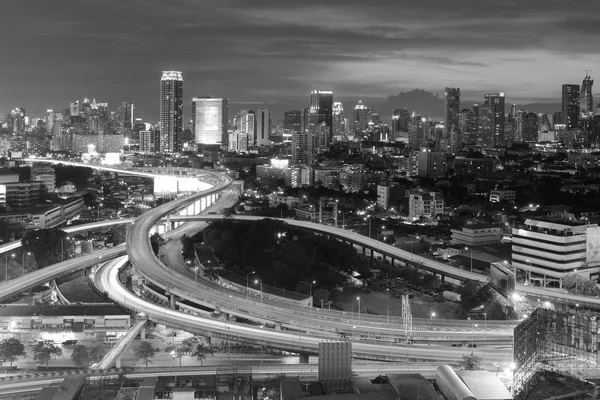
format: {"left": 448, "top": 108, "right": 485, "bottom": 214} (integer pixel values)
{"left": 2, "top": 163, "right": 598, "bottom": 370}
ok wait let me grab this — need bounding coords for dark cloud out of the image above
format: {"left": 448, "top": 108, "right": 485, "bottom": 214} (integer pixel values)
{"left": 2, "top": 0, "right": 599, "bottom": 119}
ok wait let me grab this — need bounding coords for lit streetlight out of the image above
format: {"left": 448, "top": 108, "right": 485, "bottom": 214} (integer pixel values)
{"left": 246, "top": 271, "right": 255, "bottom": 303}
{"left": 465, "top": 247, "right": 473, "bottom": 273}
{"left": 4, "top": 253, "right": 15, "bottom": 281}
{"left": 386, "top": 288, "right": 390, "bottom": 324}
{"left": 22, "top": 252, "right": 31, "bottom": 276}
{"left": 309, "top": 280, "right": 316, "bottom": 298}
{"left": 430, "top": 311, "right": 436, "bottom": 320}
{"left": 255, "top": 279, "right": 263, "bottom": 304}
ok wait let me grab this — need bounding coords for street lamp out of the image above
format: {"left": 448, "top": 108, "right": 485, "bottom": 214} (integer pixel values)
{"left": 4, "top": 253, "right": 15, "bottom": 281}
{"left": 430, "top": 311, "right": 436, "bottom": 320}
{"left": 22, "top": 252, "right": 31, "bottom": 276}
{"left": 61, "top": 237, "right": 70, "bottom": 262}
{"left": 97, "top": 202, "right": 103, "bottom": 221}
{"left": 386, "top": 288, "right": 390, "bottom": 324}
{"left": 352, "top": 297, "right": 361, "bottom": 321}
{"left": 246, "top": 271, "right": 255, "bottom": 303}
{"left": 465, "top": 247, "right": 473, "bottom": 273}
{"left": 255, "top": 279, "right": 263, "bottom": 304}
{"left": 309, "top": 280, "right": 316, "bottom": 298}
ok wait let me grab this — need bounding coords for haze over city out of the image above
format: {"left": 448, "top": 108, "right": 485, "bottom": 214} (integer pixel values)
{"left": 4, "top": 0, "right": 600, "bottom": 118}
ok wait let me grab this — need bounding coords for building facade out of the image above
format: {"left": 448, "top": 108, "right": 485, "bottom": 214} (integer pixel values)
{"left": 408, "top": 190, "right": 444, "bottom": 220}
{"left": 160, "top": 71, "right": 184, "bottom": 153}
{"left": 192, "top": 97, "right": 228, "bottom": 147}
{"left": 562, "top": 84, "right": 580, "bottom": 130}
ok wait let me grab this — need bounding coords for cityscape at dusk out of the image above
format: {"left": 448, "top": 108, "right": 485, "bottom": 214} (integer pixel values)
{"left": 2, "top": 1, "right": 600, "bottom": 399}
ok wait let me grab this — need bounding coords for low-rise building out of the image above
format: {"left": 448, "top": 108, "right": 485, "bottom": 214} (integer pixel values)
{"left": 408, "top": 190, "right": 444, "bottom": 220}
{"left": 0, "top": 305, "right": 130, "bottom": 332}
{"left": 490, "top": 189, "right": 516, "bottom": 203}
{"left": 269, "top": 194, "right": 300, "bottom": 209}
{"left": 451, "top": 223, "right": 503, "bottom": 247}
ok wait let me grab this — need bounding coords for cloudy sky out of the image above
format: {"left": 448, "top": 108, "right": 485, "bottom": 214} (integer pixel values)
{"left": 3, "top": 0, "right": 600, "bottom": 120}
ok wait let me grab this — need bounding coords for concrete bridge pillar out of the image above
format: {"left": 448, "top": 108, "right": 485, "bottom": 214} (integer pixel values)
{"left": 169, "top": 294, "right": 177, "bottom": 309}
{"left": 299, "top": 353, "right": 310, "bottom": 364}
{"left": 141, "top": 328, "right": 146, "bottom": 340}
{"left": 115, "top": 355, "right": 121, "bottom": 368}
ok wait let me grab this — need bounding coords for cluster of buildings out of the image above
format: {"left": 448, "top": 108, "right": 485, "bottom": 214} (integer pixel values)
{"left": 0, "top": 164, "right": 83, "bottom": 234}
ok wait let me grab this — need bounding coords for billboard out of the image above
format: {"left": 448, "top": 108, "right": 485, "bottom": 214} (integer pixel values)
{"left": 586, "top": 226, "right": 600, "bottom": 265}
{"left": 489, "top": 262, "right": 515, "bottom": 298}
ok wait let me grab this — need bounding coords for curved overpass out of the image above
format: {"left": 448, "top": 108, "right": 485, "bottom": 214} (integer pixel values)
{"left": 94, "top": 255, "right": 513, "bottom": 363}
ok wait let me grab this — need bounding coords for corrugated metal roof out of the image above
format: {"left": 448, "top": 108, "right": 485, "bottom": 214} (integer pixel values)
{"left": 456, "top": 370, "right": 512, "bottom": 400}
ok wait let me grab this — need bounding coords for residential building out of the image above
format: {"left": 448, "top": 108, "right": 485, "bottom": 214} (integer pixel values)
{"left": 581, "top": 74, "right": 594, "bottom": 113}
{"left": 309, "top": 90, "right": 334, "bottom": 147}
{"left": 454, "top": 157, "right": 495, "bottom": 177}
{"left": 512, "top": 219, "right": 600, "bottom": 287}
{"left": 139, "top": 130, "right": 160, "bottom": 153}
{"left": 490, "top": 189, "right": 516, "bottom": 203}
{"left": 444, "top": 88, "right": 460, "bottom": 137}
{"left": 408, "top": 190, "right": 444, "bottom": 219}
{"left": 417, "top": 150, "right": 447, "bottom": 178}
{"left": 451, "top": 224, "right": 503, "bottom": 247}
{"left": 376, "top": 183, "right": 406, "bottom": 210}
{"left": 269, "top": 195, "right": 300, "bottom": 209}
{"left": 30, "top": 164, "right": 56, "bottom": 194}
{"left": 484, "top": 93, "right": 505, "bottom": 147}
{"left": 291, "top": 131, "right": 317, "bottom": 165}
{"left": 160, "top": 71, "right": 184, "bottom": 152}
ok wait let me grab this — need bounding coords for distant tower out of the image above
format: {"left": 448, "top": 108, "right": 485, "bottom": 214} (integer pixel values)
{"left": 160, "top": 71, "right": 183, "bottom": 152}
{"left": 484, "top": 93, "right": 505, "bottom": 147}
{"left": 192, "top": 97, "right": 228, "bottom": 147}
{"left": 309, "top": 90, "right": 334, "bottom": 146}
{"left": 353, "top": 101, "right": 368, "bottom": 135}
{"left": 562, "top": 84, "right": 580, "bottom": 130}
{"left": 332, "top": 102, "right": 345, "bottom": 134}
{"left": 581, "top": 74, "right": 594, "bottom": 113}
{"left": 444, "top": 88, "right": 460, "bottom": 136}
{"left": 255, "top": 108, "right": 271, "bottom": 147}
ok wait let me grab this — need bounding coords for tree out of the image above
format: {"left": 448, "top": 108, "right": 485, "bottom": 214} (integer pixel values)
{"left": 70, "top": 345, "right": 90, "bottom": 367}
{"left": 0, "top": 338, "right": 26, "bottom": 366}
{"left": 90, "top": 345, "right": 105, "bottom": 363}
{"left": 192, "top": 344, "right": 214, "bottom": 366}
{"left": 458, "top": 352, "right": 483, "bottom": 370}
{"left": 21, "top": 228, "right": 70, "bottom": 268}
{"left": 135, "top": 341, "right": 156, "bottom": 367}
{"left": 33, "top": 341, "right": 62, "bottom": 368}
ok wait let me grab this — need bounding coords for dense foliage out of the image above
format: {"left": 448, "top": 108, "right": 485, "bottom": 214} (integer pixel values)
{"left": 201, "top": 219, "right": 373, "bottom": 291}
{"left": 21, "top": 228, "right": 70, "bottom": 268}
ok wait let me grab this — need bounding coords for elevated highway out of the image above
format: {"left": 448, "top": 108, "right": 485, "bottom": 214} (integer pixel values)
{"left": 94, "top": 255, "right": 514, "bottom": 364}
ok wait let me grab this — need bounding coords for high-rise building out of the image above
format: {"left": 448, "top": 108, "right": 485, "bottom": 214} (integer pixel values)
{"left": 484, "top": 93, "right": 505, "bottom": 147}
{"left": 408, "top": 115, "right": 424, "bottom": 149}
{"left": 140, "top": 130, "right": 161, "bottom": 153}
{"left": 291, "top": 131, "right": 317, "bottom": 166}
{"left": 238, "top": 110, "right": 256, "bottom": 147}
{"left": 301, "top": 108, "right": 310, "bottom": 133}
{"left": 562, "top": 84, "right": 580, "bottom": 130}
{"left": 444, "top": 88, "right": 460, "bottom": 137}
{"left": 283, "top": 110, "right": 302, "bottom": 144}
{"left": 459, "top": 107, "right": 478, "bottom": 144}
{"left": 521, "top": 113, "right": 539, "bottom": 142}
{"left": 332, "top": 102, "right": 345, "bottom": 134}
{"left": 353, "top": 101, "right": 368, "bottom": 135}
{"left": 160, "top": 71, "right": 183, "bottom": 152}
{"left": 417, "top": 149, "right": 447, "bottom": 178}
{"left": 552, "top": 111, "right": 563, "bottom": 129}
{"left": 309, "top": 90, "right": 334, "bottom": 146}
{"left": 192, "top": 97, "right": 228, "bottom": 147}
{"left": 255, "top": 108, "right": 271, "bottom": 147}
{"left": 119, "top": 102, "right": 134, "bottom": 130}
{"left": 581, "top": 74, "right": 594, "bottom": 113}
{"left": 11, "top": 107, "right": 26, "bottom": 134}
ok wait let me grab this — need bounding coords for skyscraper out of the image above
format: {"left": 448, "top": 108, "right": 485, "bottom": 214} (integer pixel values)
{"left": 239, "top": 110, "right": 256, "bottom": 147}
{"left": 160, "top": 71, "right": 183, "bottom": 152}
{"left": 581, "top": 74, "right": 594, "bottom": 113}
{"left": 283, "top": 110, "right": 302, "bottom": 133}
{"left": 562, "top": 84, "right": 580, "bottom": 130}
{"left": 332, "top": 102, "right": 345, "bottom": 134}
{"left": 521, "top": 113, "right": 539, "bottom": 142}
{"left": 192, "top": 97, "right": 228, "bottom": 147}
{"left": 255, "top": 108, "right": 271, "bottom": 147}
{"left": 119, "top": 102, "right": 134, "bottom": 130}
{"left": 484, "top": 93, "right": 505, "bottom": 147}
{"left": 444, "top": 88, "right": 460, "bottom": 137}
{"left": 353, "top": 101, "right": 368, "bottom": 135}
{"left": 309, "top": 90, "right": 334, "bottom": 146}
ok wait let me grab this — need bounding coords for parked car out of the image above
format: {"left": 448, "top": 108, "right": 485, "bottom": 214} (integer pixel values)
{"left": 62, "top": 340, "right": 78, "bottom": 346}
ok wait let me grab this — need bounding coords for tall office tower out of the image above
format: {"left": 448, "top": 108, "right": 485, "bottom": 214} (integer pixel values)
{"left": 538, "top": 113, "right": 551, "bottom": 129}
{"left": 581, "top": 74, "right": 594, "bottom": 113}
{"left": 353, "top": 101, "right": 368, "bottom": 135}
{"left": 444, "top": 88, "right": 460, "bottom": 137}
{"left": 392, "top": 109, "right": 409, "bottom": 132}
{"left": 11, "top": 107, "right": 26, "bottom": 134}
{"left": 192, "top": 97, "right": 228, "bottom": 147}
{"left": 69, "top": 101, "right": 80, "bottom": 117}
{"left": 459, "top": 107, "right": 478, "bottom": 144}
{"left": 300, "top": 108, "right": 310, "bottom": 133}
{"left": 552, "top": 111, "right": 563, "bottom": 128}
{"left": 408, "top": 115, "right": 424, "bottom": 149}
{"left": 521, "top": 113, "right": 539, "bottom": 142}
{"left": 119, "top": 102, "right": 134, "bottom": 130}
{"left": 332, "top": 102, "right": 345, "bottom": 134}
{"left": 505, "top": 112, "right": 518, "bottom": 144}
{"left": 45, "top": 110, "right": 55, "bottom": 134}
{"left": 484, "top": 93, "right": 505, "bottom": 147}
{"left": 479, "top": 107, "right": 493, "bottom": 147}
{"left": 160, "top": 71, "right": 184, "bottom": 152}
{"left": 255, "top": 108, "right": 271, "bottom": 147}
{"left": 283, "top": 110, "right": 302, "bottom": 133}
{"left": 239, "top": 110, "right": 256, "bottom": 147}
{"left": 291, "top": 131, "right": 317, "bottom": 165}
{"left": 309, "top": 90, "right": 334, "bottom": 146}
{"left": 562, "top": 84, "right": 580, "bottom": 130}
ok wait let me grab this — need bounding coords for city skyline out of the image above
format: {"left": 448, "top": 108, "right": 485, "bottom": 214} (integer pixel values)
{"left": 3, "top": 0, "right": 600, "bottom": 119}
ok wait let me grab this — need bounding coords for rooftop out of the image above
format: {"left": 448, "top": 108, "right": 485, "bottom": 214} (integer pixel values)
{"left": 0, "top": 305, "right": 128, "bottom": 317}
